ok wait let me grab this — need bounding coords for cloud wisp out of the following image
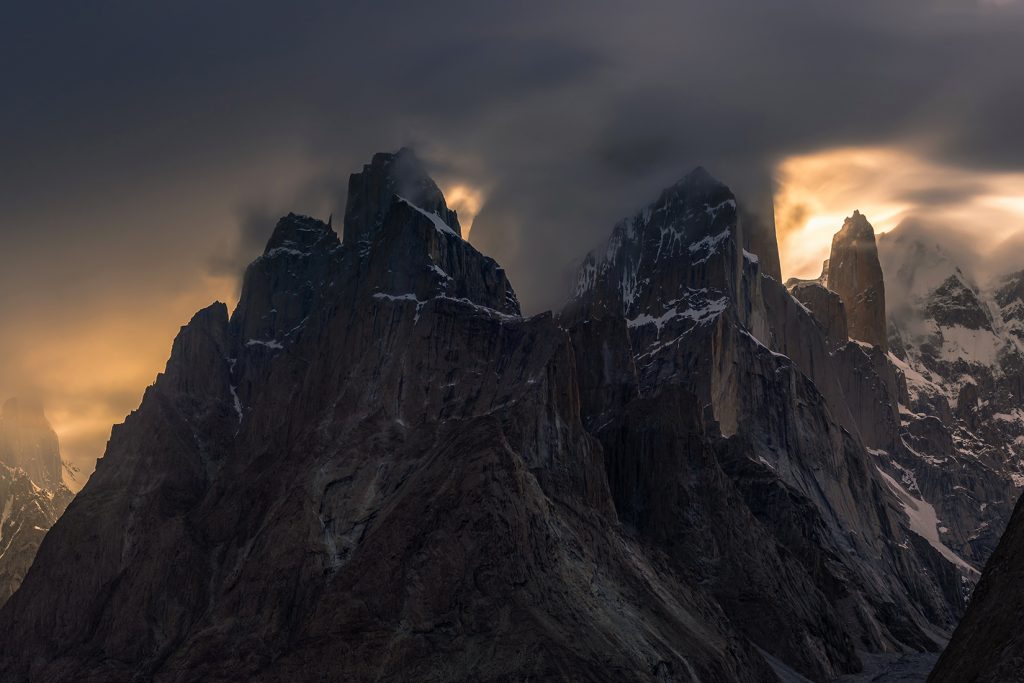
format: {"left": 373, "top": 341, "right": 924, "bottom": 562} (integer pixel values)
{"left": 3, "top": 0, "right": 1024, "bottom": 478}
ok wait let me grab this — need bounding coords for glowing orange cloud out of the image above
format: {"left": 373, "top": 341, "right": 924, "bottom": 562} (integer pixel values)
{"left": 774, "top": 146, "right": 1024, "bottom": 281}
{"left": 441, "top": 183, "right": 485, "bottom": 239}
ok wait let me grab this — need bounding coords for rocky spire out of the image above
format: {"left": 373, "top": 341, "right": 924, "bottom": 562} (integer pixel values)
{"left": 342, "top": 147, "right": 461, "bottom": 248}
{"left": 0, "top": 398, "right": 62, "bottom": 488}
{"left": 232, "top": 214, "right": 340, "bottom": 344}
{"left": 827, "top": 211, "right": 888, "bottom": 350}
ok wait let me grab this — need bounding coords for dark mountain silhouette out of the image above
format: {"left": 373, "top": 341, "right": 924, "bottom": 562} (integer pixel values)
{"left": 0, "top": 150, "right": 1017, "bottom": 682}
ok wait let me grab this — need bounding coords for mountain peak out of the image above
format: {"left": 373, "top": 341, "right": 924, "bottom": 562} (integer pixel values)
{"left": 1, "top": 397, "right": 45, "bottom": 421}
{"left": 0, "top": 397, "right": 62, "bottom": 488}
{"left": 839, "top": 210, "right": 875, "bottom": 240}
{"left": 828, "top": 212, "right": 887, "bottom": 350}
{"left": 681, "top": 165, "right": 723, "bottom": 188}
{"left": 343, "top": 148, "right": 460, "bottom": 247}
{"left": 264, "top": 214, "right": 338, "bottom": 257}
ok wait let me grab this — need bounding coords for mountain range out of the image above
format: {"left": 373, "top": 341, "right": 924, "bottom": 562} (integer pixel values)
{"left": 0, "top": 149, "right": 1020, "bottom": 682}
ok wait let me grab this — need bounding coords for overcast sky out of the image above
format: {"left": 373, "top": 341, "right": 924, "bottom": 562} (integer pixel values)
{"left": 3, "top": 0, "right": 1024, "bottom": 482}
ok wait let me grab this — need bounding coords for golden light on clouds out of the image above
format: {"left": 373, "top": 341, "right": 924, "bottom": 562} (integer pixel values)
{"left": 7, "top": 275, "right": 238, "bottom": 491}
{"left": 774, "top": 146, "right": 1024, "bottom": 281}
{"left": 442, "top": 183, "right": 485, "bottom": 239}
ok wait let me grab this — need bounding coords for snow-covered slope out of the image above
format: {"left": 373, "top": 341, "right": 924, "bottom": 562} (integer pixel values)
{"left": 568, "top": 174, "right": 971, "bottom": 680}
{"left": 878, "top": 224, "right": 1024, "bottom": 566}
{"left": 0, "top": 400, "right": 73, "bottom": 604}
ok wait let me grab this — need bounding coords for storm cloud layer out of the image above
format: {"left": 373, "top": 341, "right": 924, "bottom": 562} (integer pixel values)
{"left": 3, "top": 0, "right": 1024, "bottom": 476}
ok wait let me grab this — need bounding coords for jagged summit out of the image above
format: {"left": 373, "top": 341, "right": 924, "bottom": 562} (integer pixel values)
{"left": 843, "top": 209, "right": 872, "bottom": 233}
{"left": 230, "top": 148, "right": 520, "bottom": 346}
{"left": 343, "top": 147, "right": 461, "bottom": 247}
{"left": 828, "top": 211, "right": 888, "bottom": 350}
{"left": 574, "top": 166, "right": 739, "bottom": 306}
{"left": 0, "top": 149, "right": 779, "bottom": 683}
{"left": 3, "top": 150, "right": 1002, "bottom": 681}
{"left": 263, "top": 213, "right": 339, "bottom": 257}
{"left": 675, "top": 164, "right": 723, "bottom": 189}
{"left": 656, "top": 165, "right": 732, "bottom": 212}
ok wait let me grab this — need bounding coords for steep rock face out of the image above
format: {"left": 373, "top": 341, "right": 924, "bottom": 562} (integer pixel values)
{"left": 789, "top": 281, "right": 848, "bottom": 349}
{"left": 929, "top": 491, "right": 1024, "bottom": 683}
{"left": 927, "top": 269, "right": 1024, "bottom": 682}
{"left": 569, "top": 171, "right": 967, "bottom": 680}
{"left": 343, "top": 147, "right": 462, "bottom": 247}
{"left": 877, "top": 226, "right": 1024, "bottom": 568}
{"left": 827, "top": 211, "right": 888, "bottom": 351}
{"left": 739, "top": 203, "right": 782, "bottom": 281}
{"left": 0, "top": 151, "right": 775, "bottom": 682}
{"left": 0, "top": 401, "right": 73, "bottom": 604}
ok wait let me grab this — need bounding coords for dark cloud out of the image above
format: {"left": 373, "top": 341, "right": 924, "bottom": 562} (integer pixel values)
{"left": 899, "top": 185, "right": 993, "bottom": 207}
{"left": 3, "top": 0, "right": 1024, "bottom": 473}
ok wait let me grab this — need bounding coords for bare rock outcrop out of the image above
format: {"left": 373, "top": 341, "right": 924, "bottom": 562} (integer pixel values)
{"left": 828, "top": 211, "right": 888, "bottom": 350}
{"left": 789, "top": 281, "right": 848, "bottom": 349}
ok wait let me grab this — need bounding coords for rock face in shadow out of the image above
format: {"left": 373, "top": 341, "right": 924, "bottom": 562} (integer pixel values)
{"left": 740, "top": 202, "right": 782, "bottom": 281}
{"left": 0, "top": 400, "right": 73, "bottom": 604}
{"left": 567, "top": 171, "right": 972, "bottom": 680}
{"left": 789, "top": 281, "right": 848, "bottom": 349}
{"left": 0, "top": 150, "right": 776, "bottom": 683}
{"left": 929, "top": 492, "right": 1024, "bottom": 683}
{"left": 2, "top": 152, "right": 1011, "bottom": 683}
{"left": 828, "top": 211, "right": 888, "bottom": 351}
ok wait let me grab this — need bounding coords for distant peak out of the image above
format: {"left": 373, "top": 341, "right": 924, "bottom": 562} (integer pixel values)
{"left": 1, "top": 397, "right": 46, "bottom": 421}
{"left": 0, "top": 396, "right": 62, "bottom": 487}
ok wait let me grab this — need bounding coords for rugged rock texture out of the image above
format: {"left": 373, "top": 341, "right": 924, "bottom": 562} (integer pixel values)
{"left": 828, "top": 211, "right": 888, "bottom": 351}
{"left": 568, "top": 170, "right": 969, "bottom": 680}
{"left": 904, "top": 256, "right": 1024, "bottom": 682}
{"left": 0, "top": 400, "right": 73, "bottom": 603}
{"left": 0, "top": 151, "right": 776, "bottom": 682}
{"left": 930, "top": 491, "right": 1024, "bottom": 682}
{"left": 2, "top": 152, "right": 1011, "bottom": 682}
{"left": 876, "top": 226, "right": 1024, "bottom": 570}
{"left": 789, "top": 281, "right": 848, "bottom": 349}
{"left": 739, "top": 202, "right": 782, "bottom": 281}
